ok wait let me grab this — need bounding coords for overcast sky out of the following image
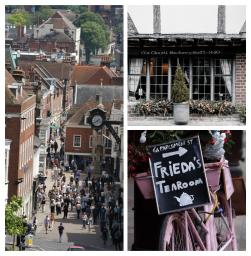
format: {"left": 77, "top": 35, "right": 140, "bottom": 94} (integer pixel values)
{"left": 128, "top": 5, "right": 246, "bottom": 34}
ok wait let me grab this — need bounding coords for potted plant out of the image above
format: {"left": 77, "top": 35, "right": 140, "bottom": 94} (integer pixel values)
{"left": 171, "top": 64, "right": 190, "bottom": 124}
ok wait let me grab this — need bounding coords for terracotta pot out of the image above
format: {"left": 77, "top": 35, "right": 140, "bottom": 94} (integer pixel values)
{"left": 134, "top": 172, "right": 154, "bottom": 199}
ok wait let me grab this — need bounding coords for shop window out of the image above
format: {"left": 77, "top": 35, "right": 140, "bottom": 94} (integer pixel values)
{"left": 192, "top": 57, "right": 211, "bottom": 100}
{"left": 128, "top": 58, "right": 146, "bottom": 99}
{"left": 150, "top": 57, "right": 169, "bottom": 100}
{"left": 214, "top": 59, "right": 232, "bottom": 101}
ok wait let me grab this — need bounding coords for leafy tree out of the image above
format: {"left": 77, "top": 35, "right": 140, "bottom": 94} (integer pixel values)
{"left": 30, "top": 6, "right": 54, "bottom": 25}
{"left": 5, "top": 196, "right": 26, "bottom": 250}
{"left": 67, "top": 5, "right": 88, "bottom": 15}
{"left": 171, "top": 64, "right": 189, "bottom": 103}
{"left": 7, "top": 11, "right": 30, "bottom": 26}
{"left": 75, "top": 11, "right": 110, "bottom": 43}
{"left": 81, "top": 21, "right": 109, "bottom": 63}
{"left": 37, "top": 6, "right": 53, "bottom": 22}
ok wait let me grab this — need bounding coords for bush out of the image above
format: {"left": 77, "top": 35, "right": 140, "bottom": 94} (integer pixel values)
{"left": 133, "top": 100, "right": 172, "bottom": 116}
{"left": 171, "top": 65, "right": 189, "bottom": 103}
{"left": 133, "top": 99, "right": 236, "bottom": 116}
{"left": 189, "top": 100, "right": 235, "bottom": 115}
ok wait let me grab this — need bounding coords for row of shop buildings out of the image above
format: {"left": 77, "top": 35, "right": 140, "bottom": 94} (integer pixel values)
{"left": 5, "top": 8, "right": 123, "bottom": 219}
{"left": 128, "top": 6, "right": 246, "bottom": 106}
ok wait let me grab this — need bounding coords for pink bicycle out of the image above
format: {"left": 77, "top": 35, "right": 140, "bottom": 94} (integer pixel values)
{"left": 135, "top": 157, "right": 237, "bottom": 251}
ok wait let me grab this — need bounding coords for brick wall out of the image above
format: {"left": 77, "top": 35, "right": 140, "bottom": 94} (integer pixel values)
{"left": 27, "top": 40, "right": 75, "bottom": 54}
{"left": 235, "top": 53, "right": 246, "bottom": 106}
{"left": 65, "top": 127, "right": 93, "bottom": 154}
{"left": 5, "top": 116, "right": 20, "bottom": 198}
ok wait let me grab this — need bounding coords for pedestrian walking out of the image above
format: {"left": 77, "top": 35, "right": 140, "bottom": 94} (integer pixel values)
{"left": 63, "top": 204, "right": 68, "bottom": 219}
{"left": 102, "top": 225, "right": 108, "bottom": 246}
{"left": 41, "top": 196, "right": 46, "bottom": 213}
{"left": 54, "top": 140, "right": 58, "bottom": 153}
{"left": 56, "top": 199, "right": 61, "bottom": 215}
{"left": 58, "top": 223, "right": 64, "bottom": 243}
{"left": 88, "top": 216, "right": 93, "bottom": 232}
{"left": 82, "top": 212, "right": 88, "bottom": 229}
{"left": 33, "top": 216, "right": 37, "bottom": 234}
{"left": 44, "top": 215, "right": 50, "bottom": 234}
{"left": 76, "top": 202, "right": 81, "bottom": 219}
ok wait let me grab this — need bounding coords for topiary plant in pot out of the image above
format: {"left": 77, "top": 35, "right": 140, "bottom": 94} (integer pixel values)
{"left": 172, "top": 64, "right": 190, "bottom": 124}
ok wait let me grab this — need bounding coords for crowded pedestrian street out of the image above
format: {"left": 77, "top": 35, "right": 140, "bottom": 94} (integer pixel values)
{"left": 23, "top": 135, "right": 123, "bottom": 251}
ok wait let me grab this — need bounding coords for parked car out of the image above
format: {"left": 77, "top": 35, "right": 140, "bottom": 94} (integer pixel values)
{"left": 67, "top": 245, "right": 85, "bottom": 251}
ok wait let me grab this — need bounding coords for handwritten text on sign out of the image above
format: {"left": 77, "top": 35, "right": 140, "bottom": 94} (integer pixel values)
{"left": 148, "top": 136, "right": 210, "bottom": 214}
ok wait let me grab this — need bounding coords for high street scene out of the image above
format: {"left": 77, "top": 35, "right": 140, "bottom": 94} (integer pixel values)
{"left": 5, "top": 5, "right": 123, "bottom": 251}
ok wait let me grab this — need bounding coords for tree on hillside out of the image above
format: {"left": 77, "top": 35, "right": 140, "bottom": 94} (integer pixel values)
{"left": 7, "top": 10, "right": 30, "bottom": 26}
{"left": 5, "top": 196, "right": 27, "bottom": 250}
{"left": 75, "top": 11, "right": 110, "bottom": 43}
{"left": 81, "top": 21, "right": 109, "bottom": 64}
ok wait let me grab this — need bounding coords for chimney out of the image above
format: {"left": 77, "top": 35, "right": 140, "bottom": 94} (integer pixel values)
{"left": 217, "top": 5, "right": 226, "bottom": 34}
{"left": 153, "top": 5, "right": 161, "bottom": 34}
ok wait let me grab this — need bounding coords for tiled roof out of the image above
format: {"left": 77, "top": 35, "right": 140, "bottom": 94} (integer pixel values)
{"left": 128, "top": 13, "right": 138, "bottom": 36}
{"left": 43, "top": 31, "right": 73, "bottom": 42}
{"left": 5, "top": 69, "right": 16, "bottom": 86}
{"left": 71, "top": 65, "right": 118, "bottom": 86}
{"left": 44, "top": 11, "right": 76, "bottom": 30}
{"left": 5, "top": 69, "right": 29, "bottom": 105}
{"left": 19, "top": 61, "right": 73, "bottom": 80}
{"left": 240, "top": 21, "right": 246, "bottom": 34}
{"left": 66, "top": 97, "right": 113, "bottom": 126}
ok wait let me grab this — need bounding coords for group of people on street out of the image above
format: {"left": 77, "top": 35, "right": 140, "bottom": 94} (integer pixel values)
{"left": 34, "top": 132, "right": 123, "bottom": 250}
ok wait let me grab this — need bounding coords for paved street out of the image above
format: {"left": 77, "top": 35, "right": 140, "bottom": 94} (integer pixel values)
{"left": 27, "top": 167, "right": 119, "bottom": 251}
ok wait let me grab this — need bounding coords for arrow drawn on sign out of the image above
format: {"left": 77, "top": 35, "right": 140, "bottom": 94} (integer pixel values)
{"left": 162, "top": 147, "right": 188, "bottom": 158}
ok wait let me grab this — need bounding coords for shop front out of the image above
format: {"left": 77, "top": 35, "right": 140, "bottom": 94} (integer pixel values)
{"left": 128, "top": 35, "right": 246, "bottom": 106}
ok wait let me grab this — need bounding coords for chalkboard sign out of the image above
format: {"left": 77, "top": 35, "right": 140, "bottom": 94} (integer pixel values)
{"left": 148, "top": 136, "right": 211, "bottom": 215}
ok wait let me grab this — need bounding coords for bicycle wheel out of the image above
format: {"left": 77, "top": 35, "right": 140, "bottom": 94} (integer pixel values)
{"left": 159, "top": 213, "right": 199, "bottom": 251}
{"left": 214, "top": 193, "right": 237, "bottom": 250}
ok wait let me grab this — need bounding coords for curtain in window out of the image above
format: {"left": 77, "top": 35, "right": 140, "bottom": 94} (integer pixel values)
{"left": 220, "top": 59, "right": 232, "bottom": 96}
{"left": 128, "top": 58, "right": 143, "bottom": 93}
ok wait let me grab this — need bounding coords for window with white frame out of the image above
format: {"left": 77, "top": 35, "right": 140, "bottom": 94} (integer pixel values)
{"left": 73, "top": 135, "right": 81, "bottom": 147}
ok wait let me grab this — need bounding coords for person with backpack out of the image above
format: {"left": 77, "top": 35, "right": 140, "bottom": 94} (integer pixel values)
{"left": 58, "top": 223, "right": 64, "bottom": 243}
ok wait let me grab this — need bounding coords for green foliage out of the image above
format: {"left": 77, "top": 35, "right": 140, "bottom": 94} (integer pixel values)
{"left": 36, "top": 6, "right": 53, "bottom": 23}
{"left": 5, "top": 196, "right": 26, "bottom": 237}
{"left": 171, "top": 65, "right": 189, "bottom": 103}
{"left": 74, "top": 11, "right": 109, "bottom": 63}
{"left": 81, "top": 21, "right": 109, "bottom": 63}
{"left": 189, "top": 100, "right": 236, "bottom": 115}
{"left": 148, "top": 131, "right": 186, "bottom": 144}
{"left": 133, "top": 100, "right": 172, "bottom": 116}
{"left": 7, "top": 11, "right": 30, "bottom": 26}
{"left": 65, "top": 6, "right": 88, "bottom": 14}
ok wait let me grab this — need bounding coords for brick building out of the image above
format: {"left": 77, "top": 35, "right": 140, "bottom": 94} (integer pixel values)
{"left": 32, "top": 11, "right": 81, "bottom": 63}
{"left": 65, "top": 98, "right": 112, "bottom": 172}
{"left": 5, "top": 70, "right": 36, "bottom": 219}
{"left": 128, "top": 6, "right": 246, "bottom": 106}
{"left": 71, "top": 65, "right": 123, "bottom": 105}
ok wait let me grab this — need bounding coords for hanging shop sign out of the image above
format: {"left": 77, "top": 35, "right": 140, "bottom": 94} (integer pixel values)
{"left": 148, "top": 136, "right": 210, "bottom": 214}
